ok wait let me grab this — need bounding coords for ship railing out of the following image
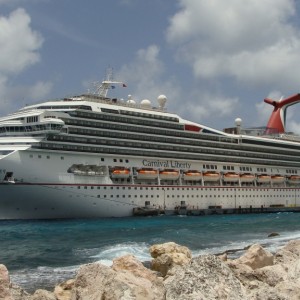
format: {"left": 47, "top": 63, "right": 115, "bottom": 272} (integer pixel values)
{"left": 275, "top": 133, "right": 300, "bottom": 142}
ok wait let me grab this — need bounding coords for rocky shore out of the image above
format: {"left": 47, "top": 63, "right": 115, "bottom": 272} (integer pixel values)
{"left": 1, "top": 239, "right": 300, "bottom": 299}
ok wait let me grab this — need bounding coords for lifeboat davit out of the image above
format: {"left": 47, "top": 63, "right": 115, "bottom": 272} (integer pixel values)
{"left": 240, "top": 173, "right": 255, "bottom": 182}
{"left": 271, "top": 175, "right": 285, "bottom": 183}
{"left": 257, "top": 174, "right": 271, "bottom": 183}
{"left": 159, "top": 169, "right": 180, "bottom": 180}
{"left": 111, "top": 168, "right": 130, "bottom": 178}
{"left": 288, "top": 175, "right": 300, "bottom": 184}
{"left": 203, "top": 171, "right": 220, "bottom": 182}
{"left": 223, "top": 172, "right": 239, "bottom": 182}
{"left": 136, "top": 168, "right": 158, "bottom": 180}
{"left": 183, "top": 170, "right": 202, "bottom": 181}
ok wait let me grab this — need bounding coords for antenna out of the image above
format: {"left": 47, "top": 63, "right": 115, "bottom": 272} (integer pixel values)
{"left": 91, "top": 67, "right": 127, "bottom": 97}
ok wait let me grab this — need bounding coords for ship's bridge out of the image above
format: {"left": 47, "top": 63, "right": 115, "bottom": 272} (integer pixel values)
{"left": 0, "top": 110, "right": 65, "bottom": 137}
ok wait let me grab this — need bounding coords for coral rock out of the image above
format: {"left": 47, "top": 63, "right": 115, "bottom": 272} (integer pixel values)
{"left": 150, "top": 242, "right": 192, "bottom": 276}
{"left": 0, "top": 264, "right": 12, "bottom": 300}
{"left": 30, "top": 289, "right": 56, "bottom": 300}
{"left": 232, "top": 244, "right": 274, "bottom": 270}
{"left": 54, "top": 279, "right": 75, "bottom": 300}
{"left": 71, "top": 256, "right": 165, "bottom": 300}
{"left": 164, "top": 255, "right": 248, "bottom": 300}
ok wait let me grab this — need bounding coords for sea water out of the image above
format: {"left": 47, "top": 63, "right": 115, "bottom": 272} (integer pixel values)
{"left": 1, "top": 212, "right": 300, "bottom": 292}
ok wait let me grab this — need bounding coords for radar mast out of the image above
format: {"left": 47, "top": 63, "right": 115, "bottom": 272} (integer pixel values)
{"left": 92, "top": 68, "right": 126, "bottom": 98}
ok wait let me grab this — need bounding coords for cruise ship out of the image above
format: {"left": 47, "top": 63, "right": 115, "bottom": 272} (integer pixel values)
{"left": 1, "top": 74, "right": 300, "bottom": 219}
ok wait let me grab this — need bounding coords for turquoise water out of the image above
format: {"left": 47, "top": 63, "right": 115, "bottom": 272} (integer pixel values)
{"left": 1, "top": 213, "right": 300, "bottom": 292}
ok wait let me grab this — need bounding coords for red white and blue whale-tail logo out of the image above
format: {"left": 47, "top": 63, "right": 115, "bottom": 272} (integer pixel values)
{"left": 264, "top": 93, "right": 300, "bottom": 134}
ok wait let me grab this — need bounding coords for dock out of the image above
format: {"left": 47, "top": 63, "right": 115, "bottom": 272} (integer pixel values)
{"left": 133, "top": 205, "right": 300, "bottom": 217}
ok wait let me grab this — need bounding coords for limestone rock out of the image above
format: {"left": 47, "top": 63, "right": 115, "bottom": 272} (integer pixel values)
{"left": 253, "top": 264, "right": 287, "bottom": 287}
{"left": 274, "top": 278, "right": 300, "bottom": 300}
{"left": 217, "top": 253, "right": 227, "bottom": 262}
{"left": 287, "top": 258, "right": 300, "bottom": 280}
{"left": 248, "top": 286, "right": 288, "bottom": 300}
{"left": 30, "top": 289, "right": 56, "bottom": 300}
{"left": 54, "top": 279, "right": 75, "bottom": 300}
{"left": 227, "top": 260, "right": 256, "bottom": 285}
{"left": 112, "top": 254, "right": 162, "bottom": 284}
{"left": 149, "top": 242, "right": 191, "bottom": 259}
{"left": 70, "top": 263, "right": 113, "bottom": 300}
{"left": 274, "top": 240, "right": 300, "bottom": 265}
{"left": 164, "top": 255, "right": 248, "bottom": 300}
{"left": 232, "top": 244, "right": 274, "bottom": 270}
{"left": 0, "top": 264, "right": 12, "bottom": 300}
{"left": 281, "top": 240, "right": 300, "bottom": 256}
{"left": 10, "top": 283, "right": 31, "bottom": 300}
{"left": 150, "top": 242, "right": 192, "bottom": 276}
{"left": 71, "top": 257, "right": 165, "bottom": 300}
{"left": 250, "top": 278, "right": 300, "bottom": 300}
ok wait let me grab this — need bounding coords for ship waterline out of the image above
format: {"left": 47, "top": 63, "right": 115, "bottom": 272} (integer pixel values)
{"left": 1, "top": 182, "right": 299, "bottom": 219}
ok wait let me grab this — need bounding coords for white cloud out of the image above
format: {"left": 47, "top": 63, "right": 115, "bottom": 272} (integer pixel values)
{"left": 181, "top": 92, "right": 239, "bottom": 124}
{"left": 0, "top": 8, "right": 46, "bottom": 114}
{"left": 117, "top": 45, "right": 181, "bottom": 105}
{"left": 0, "top": 8, "right": 43, "bottom": 74}
{"left": 166, "top": 0, "right": 300, "bottom": 90}
{"left": 26, "top": 80, "right": 53, "bottom": 100}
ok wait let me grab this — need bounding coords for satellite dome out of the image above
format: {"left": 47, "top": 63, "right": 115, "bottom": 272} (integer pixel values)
{"left": 127, "top": 94, "right": 136, "bottom": 104}
{"left": 157, "top": 95, "right": 167, "bottom": 109}
{"left": 127, "top": 99, "right": 136, "bottom": 104}
{"left": 141, "top": 99, "right": 152, "bottom": 108}
{"left": 235, "top": 118, "right": 242, "bottom": 126}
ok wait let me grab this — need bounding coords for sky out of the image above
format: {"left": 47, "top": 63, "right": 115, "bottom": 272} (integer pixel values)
{"left": 1, "top": 0, "right": 300, "bottom": 133}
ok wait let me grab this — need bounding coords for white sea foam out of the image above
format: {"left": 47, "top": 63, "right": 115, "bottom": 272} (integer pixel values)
{"left": 92, "top": 242, "right": 151, "bottom": 266}
{"left": 193, "top": 230, "right": 300, "bottom": 258}
{"left": 10, "top": 265, "right": 79, "bottom": 293}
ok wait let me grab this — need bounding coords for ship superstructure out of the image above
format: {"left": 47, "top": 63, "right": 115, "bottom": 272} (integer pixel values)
{"left": 1, "top": 76, "right": 300, "bottom": 219}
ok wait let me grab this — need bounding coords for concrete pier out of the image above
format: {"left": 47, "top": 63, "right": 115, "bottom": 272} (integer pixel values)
{"left": 133, "top": 205, "right": 300, "bottom": 216}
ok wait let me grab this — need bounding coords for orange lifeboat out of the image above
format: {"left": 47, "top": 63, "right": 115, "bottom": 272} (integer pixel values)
{"left": 288, "top": 175, "right": 300, "bottom": 184}
{"left": 111, "top": 167, "right": 130, "bottom": 179}
{"left": 159, "top": 169, "right": 180, "bottom": 180}
{"left": 203, "top": 171, "right": 220, "bottom": 182}
{"left": 240, "top": 173, "right": 255, "bottom": 182}
{"left": 271, "top": 175, "right": 285, "bottom": 183}
{"left": 257, "top": 174, "right": 271, "bottom": 183}
{"left": 136, "top": 168, "right": 158, "bottom": 180}
{"left": 183, "top": 170, "right": 202, "bottom": 181}
{"left": 223, "top": 172, "right": 239, "bottom": 182}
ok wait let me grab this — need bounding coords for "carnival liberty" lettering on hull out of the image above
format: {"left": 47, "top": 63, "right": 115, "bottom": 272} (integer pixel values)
{"left": 142, "top": 159, "right": 191, "bottom": 169}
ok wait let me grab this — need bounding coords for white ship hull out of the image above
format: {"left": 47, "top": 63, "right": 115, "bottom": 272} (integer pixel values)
{"left": 1, "top": 182, "right": 299, "bottom": 219}
{"left": 0, "top": 149, "right": 299, "bottom": 219}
